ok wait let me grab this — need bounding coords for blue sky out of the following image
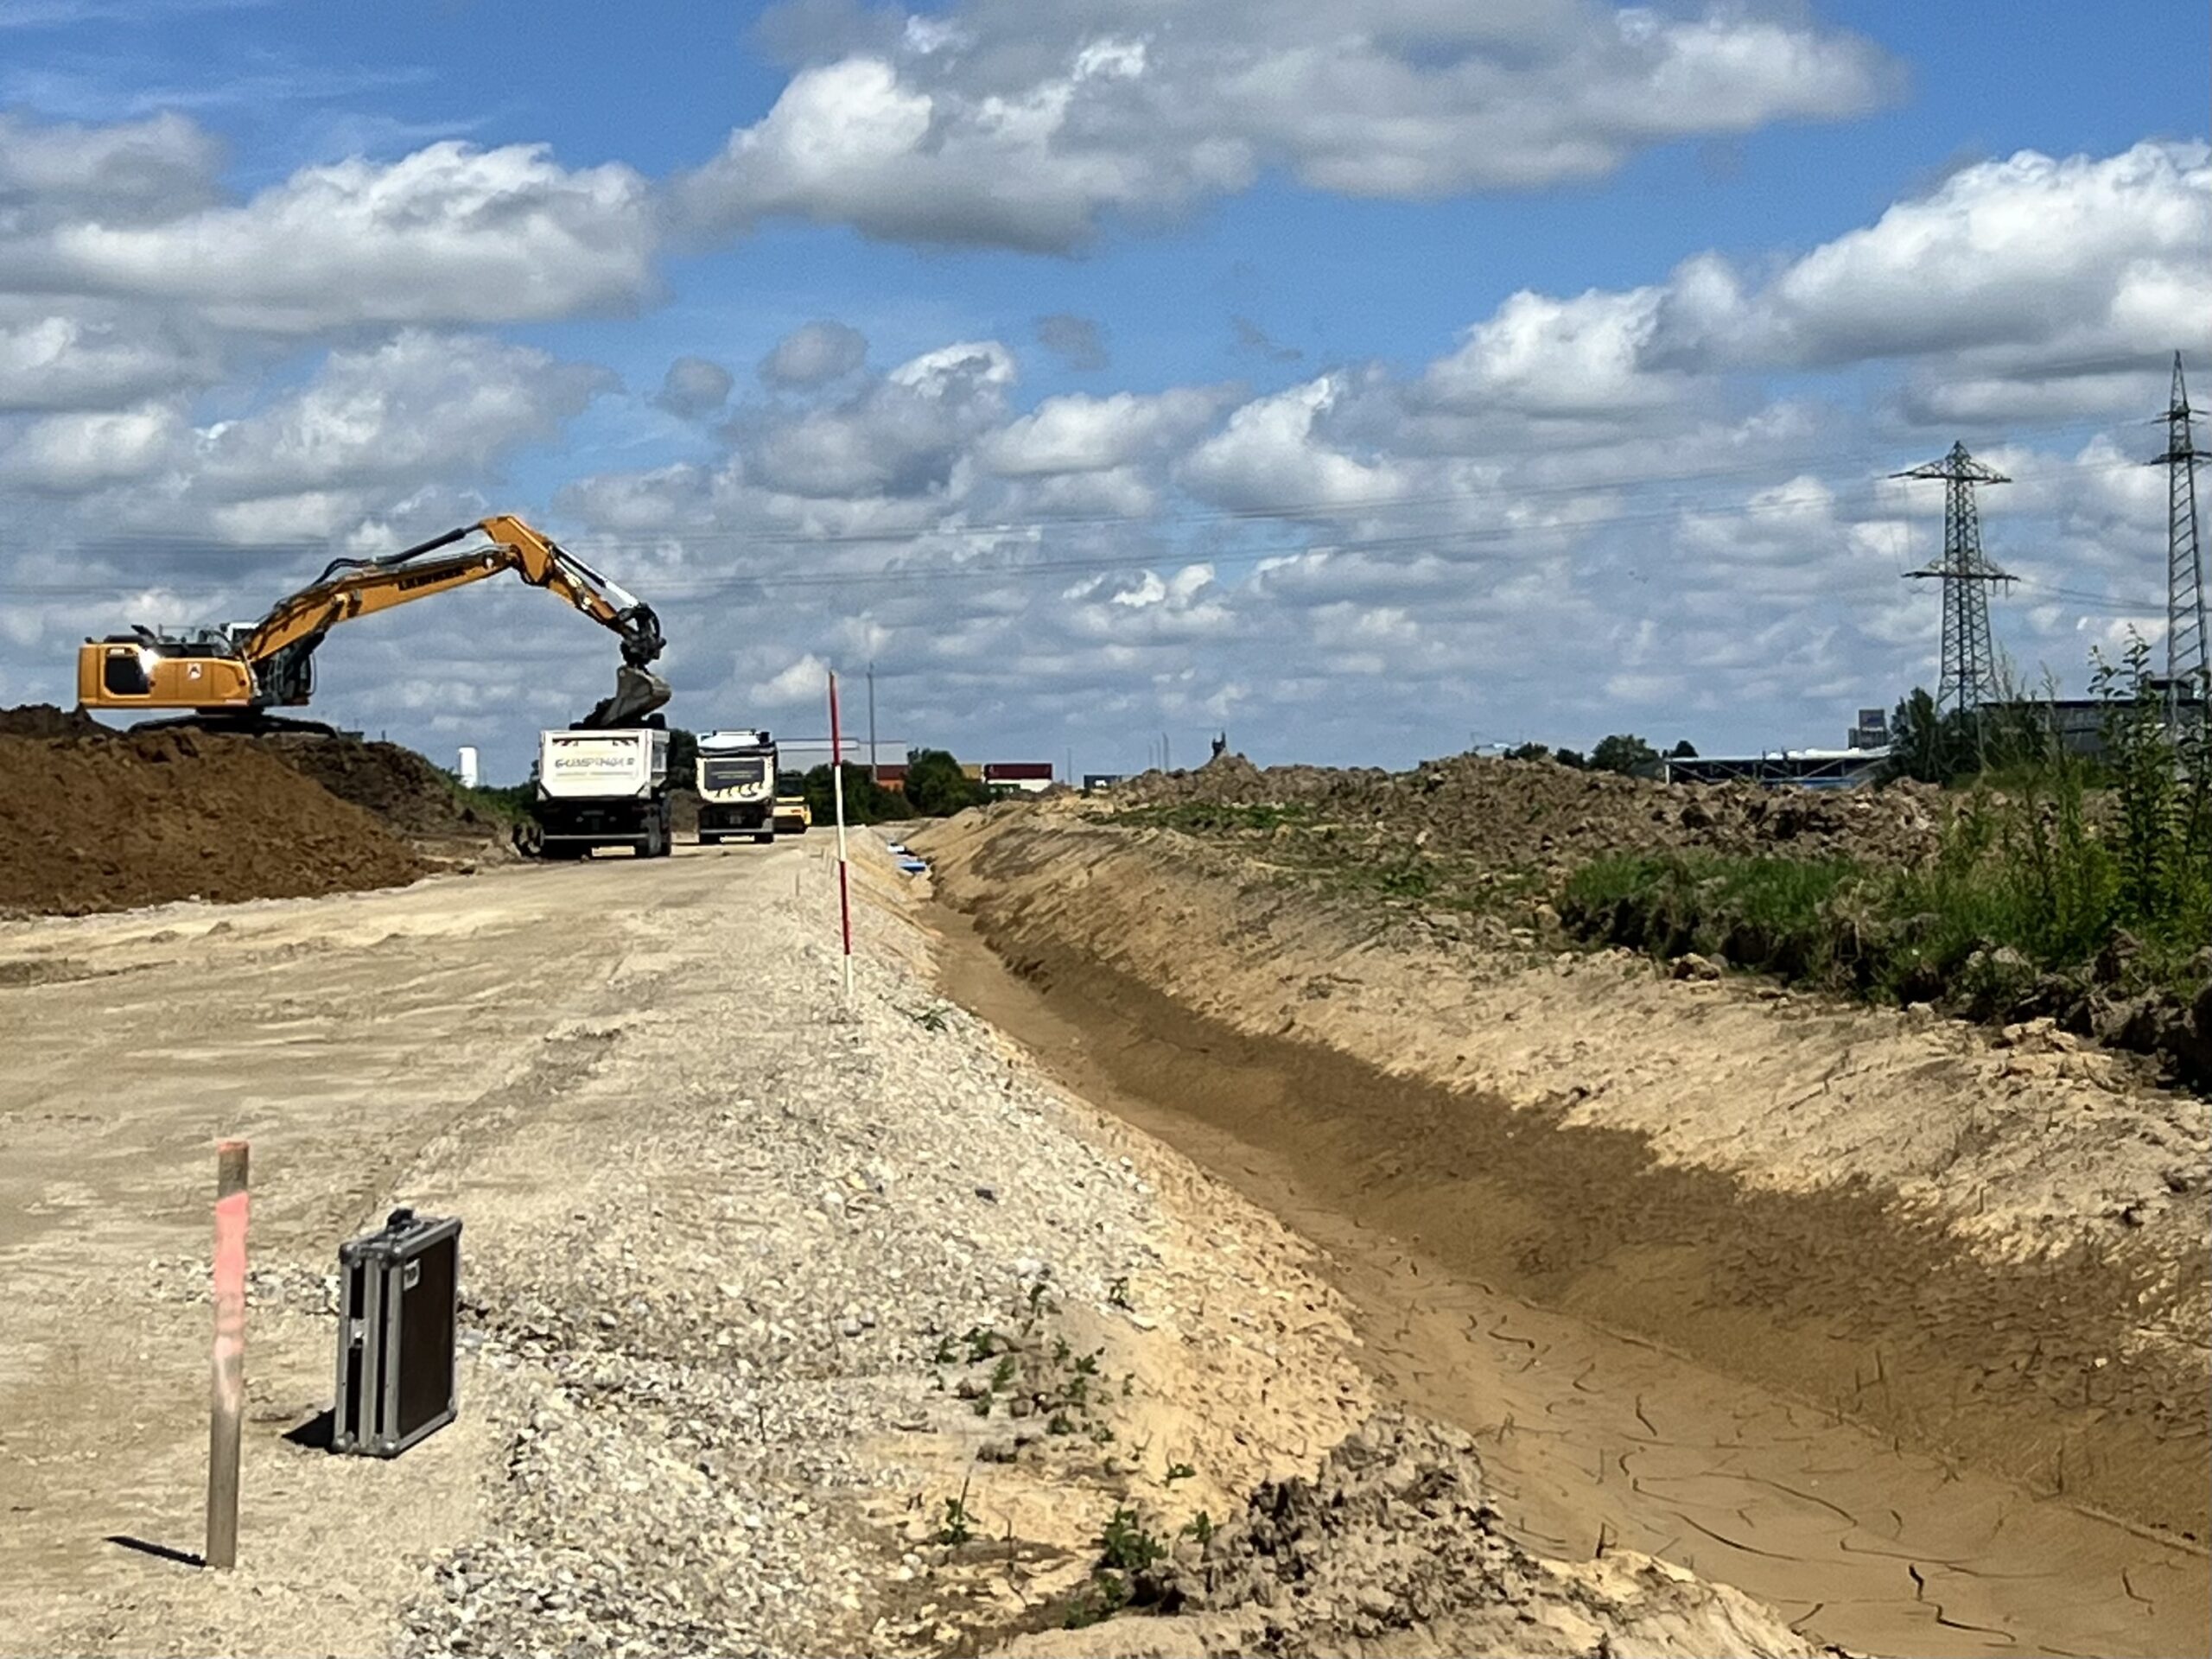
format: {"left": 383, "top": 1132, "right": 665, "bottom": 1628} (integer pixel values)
{"left": 0, "top": 0, "right": 2205, "bottom": 778}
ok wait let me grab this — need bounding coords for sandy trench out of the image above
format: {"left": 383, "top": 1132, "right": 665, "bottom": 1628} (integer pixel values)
{"left": 913, "top": 804, "right": 2212, "bottom": 1657}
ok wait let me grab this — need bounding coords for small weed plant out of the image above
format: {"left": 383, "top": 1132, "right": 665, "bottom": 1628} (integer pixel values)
{"left": 938, "top": 1479, "right": 975, "bottom": 1547}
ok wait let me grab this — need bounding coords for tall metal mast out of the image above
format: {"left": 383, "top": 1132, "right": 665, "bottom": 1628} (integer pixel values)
{"left": 2151, "top": 353, "right": 2209, "bottom": 728}
{"left": 1895, "top": 441, "right": 2014, "bottom": 715}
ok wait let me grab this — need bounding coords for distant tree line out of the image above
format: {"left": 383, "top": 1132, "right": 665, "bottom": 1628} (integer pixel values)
{"left": 1505, "top": 734, "right": 1694, "bottom": 774}
{"left": 775, "top": 747, "right": 999, "bottom": 824}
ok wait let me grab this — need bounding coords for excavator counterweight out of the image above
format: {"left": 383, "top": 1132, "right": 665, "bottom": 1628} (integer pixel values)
{"left": 76, "top": 516, "right": 668, "bottom": 728}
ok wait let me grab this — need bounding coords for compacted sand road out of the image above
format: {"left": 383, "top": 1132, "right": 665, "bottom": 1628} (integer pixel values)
{"left": 0, "top": 854, "right": 672, "bottom": 1646}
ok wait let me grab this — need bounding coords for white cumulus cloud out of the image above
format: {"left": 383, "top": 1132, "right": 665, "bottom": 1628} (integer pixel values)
{"left": 675, "top": 0, "right": 1894, "bottom": 251}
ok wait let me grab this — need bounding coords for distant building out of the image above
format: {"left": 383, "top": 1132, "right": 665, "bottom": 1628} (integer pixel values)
{"left": 874, "top": 762, "right": 908, "bottom": 793}
{"left": 1082, "top": 773, "right": 1126, "bottom": 793}
{"left": 983, "top": 761, "right": 1055, "bottom": 796}
{"left": 1662, "top": 748, "right": 1889, "bottom": 790}
{"left": 1980, "top": 694, "right": 2205, "bottom": 760}
{"left": 1847, "top": 708, "right": 1890, "bottom": 750}
{"left": 1984, "top": 699, "right": 2109, "bottom": 760}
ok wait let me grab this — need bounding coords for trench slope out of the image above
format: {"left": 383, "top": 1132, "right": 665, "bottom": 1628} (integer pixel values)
{"left": 918, "top": 810, "right": 2210, "bottom": 1560}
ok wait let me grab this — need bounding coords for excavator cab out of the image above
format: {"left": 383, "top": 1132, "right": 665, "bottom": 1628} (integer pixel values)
{"left": 77, "top": 626, "right": 268, "bottom": 711}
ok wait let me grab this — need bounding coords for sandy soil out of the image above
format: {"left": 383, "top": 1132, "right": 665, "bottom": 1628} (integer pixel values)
{"left": 0, "top": 729, "right": 427, "bottom": 914}
{"left": 916, "top": 805, "right": 2211, "bottom": 1651}
{"left": 0, "top": 833, "right": 1820, "bottom": 1657}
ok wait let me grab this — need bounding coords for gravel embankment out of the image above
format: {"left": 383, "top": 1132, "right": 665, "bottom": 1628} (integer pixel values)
{"left": 385, "top": 846, "right": 1184, "bottom": 1655}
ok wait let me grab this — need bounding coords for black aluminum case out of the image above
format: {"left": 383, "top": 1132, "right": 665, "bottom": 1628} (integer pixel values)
{"left": 333, "top": 1209, "right": 461, "bottom": 1457}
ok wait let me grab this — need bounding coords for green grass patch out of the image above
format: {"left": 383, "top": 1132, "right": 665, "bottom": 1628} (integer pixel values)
{"left": 1562, "top": 854, "right": 1865, "bottom": 982}
{"left": 448, "top": 780, "right": 536, "bottom": 824}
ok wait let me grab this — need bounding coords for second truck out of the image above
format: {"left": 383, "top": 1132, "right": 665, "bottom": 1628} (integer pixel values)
{"left": 696, "top": 728, "right": 778, "bottom": 845}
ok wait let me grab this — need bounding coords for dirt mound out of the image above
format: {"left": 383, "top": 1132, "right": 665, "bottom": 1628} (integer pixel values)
{"left": 1016, "top": 1412, "right": 1821, "bottom": 1658}
{"left": 250, "top": 733, "right": 499, "bottom": 844}
{"left": 0, "top": 729, "right": 428, "bottom": 915}
{"left": 0, "top": 703, "right": 105, "bottom": 739}
{"left": 1118, "top": 751, "right": 1945, "bottom": 872}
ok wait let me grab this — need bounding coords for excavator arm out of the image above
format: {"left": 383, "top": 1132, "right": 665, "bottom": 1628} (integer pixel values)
{"left": 78, "top": 516, "right": 670, "bottom": 727}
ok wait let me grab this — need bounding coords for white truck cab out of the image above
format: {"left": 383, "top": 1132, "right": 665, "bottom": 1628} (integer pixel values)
{"left": 696, "top": 728, "right": 778, "bottom": 846}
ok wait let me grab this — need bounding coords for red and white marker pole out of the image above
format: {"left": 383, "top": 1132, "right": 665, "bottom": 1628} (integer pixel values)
{"left": 829, "top": 670, "right": 854, "bottom": 1003}
{"left": 206, "top": 1139, "right": 249, "bottom": 1569}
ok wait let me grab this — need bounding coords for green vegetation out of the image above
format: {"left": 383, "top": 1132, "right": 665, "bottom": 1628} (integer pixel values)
{"left": 448, "top": 779, "right": 535, "bottom": 823}
{"left": 1112, "top": 796, "right": 1551, "bottom": 921}
{"left": 937, "top": 1478, "right": 976, "bottom": 1547}
{"left": 1062, "top": 1508, "right": 1174, "bottom": 1630}
{"left": 1107, "top": 800, "right": 1311, "bottom": 833}
{"left": 1564, "top": 644, "right": 2210, "bottom": 1040}
{"left": 1562, "top": 853, "right": 1865, "bottom": 982}
{"left": 794, "top": 761, "right": 904, "bottom": 825}
{"left": 1097, "top": 1508, "right": 1168, "bottom": 1573}
{"left": 1589, "top": 733, "right": 1660, "bottom": 775}
{"left": 903, "top": 747, "right": 995, "bottom": 816}
{"left": 1503, "top": 733, "right": 1674, "bottom": 774}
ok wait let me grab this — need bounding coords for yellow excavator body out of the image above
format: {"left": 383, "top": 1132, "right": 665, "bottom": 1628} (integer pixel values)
{"left": 76, "top": 515, "right": 669, "bottom": 727}
{"left": 78, "top": 639, "right": 259, "bottom": 710}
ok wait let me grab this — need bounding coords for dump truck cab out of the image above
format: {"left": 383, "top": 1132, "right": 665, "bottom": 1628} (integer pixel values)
{"left": 696, "top": 728, "right": 777, "bottom": 846}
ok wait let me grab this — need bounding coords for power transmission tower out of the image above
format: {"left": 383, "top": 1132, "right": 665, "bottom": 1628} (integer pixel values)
{"left": 2151, "top": 353, "right": 2209, "bottom": 728}
{"left": 1894, "top": 442, "right": 2013, "bottom": 715}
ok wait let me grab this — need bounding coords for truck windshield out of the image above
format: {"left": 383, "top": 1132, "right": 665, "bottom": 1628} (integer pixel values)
{"left": 702, "top": 757, "right": 766, "bottom": 790}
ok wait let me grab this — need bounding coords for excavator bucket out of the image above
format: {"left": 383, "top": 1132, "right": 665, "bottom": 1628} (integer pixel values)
{"left": 580, "top": 664, "right": 672, "bottom": 729}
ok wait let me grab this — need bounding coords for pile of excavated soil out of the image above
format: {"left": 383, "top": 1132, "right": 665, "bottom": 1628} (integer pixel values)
{"left": 1013, "top": 1412, "right": 1819, "bottom": 1658}
{"left": 1116, "top": 752, "right": 1947, "bottom": 873}
{"left": 250, "top": 733, "right": 502, "bottom": 845}
{"left": 0, "top": 728, "right": 427, "bottom": 914}
{"left": 0, "top": 702, "right": 105, "bottom": 739}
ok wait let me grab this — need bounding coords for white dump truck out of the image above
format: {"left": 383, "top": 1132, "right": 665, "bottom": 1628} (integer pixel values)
{"left": 696, "top": 728, "right": 778, "bottom": 845}
{"left": 524, "top": 726, "right": 673, "bottom": 858}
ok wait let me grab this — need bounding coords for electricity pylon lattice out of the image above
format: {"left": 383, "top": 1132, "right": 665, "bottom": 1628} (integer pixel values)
{"left": 2150, "top": 353, "right": 2208, "bottom": 725}
{"left": 1894, "top": 441, "right": 2013, "bottom": 715}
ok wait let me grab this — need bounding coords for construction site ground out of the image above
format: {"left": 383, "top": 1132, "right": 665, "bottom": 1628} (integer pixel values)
{"left": 2, "top": 834, "right": 1858, "bottom": 1659}
{"left": 2, "top": 714, "right": 2204, "bottom": 1658}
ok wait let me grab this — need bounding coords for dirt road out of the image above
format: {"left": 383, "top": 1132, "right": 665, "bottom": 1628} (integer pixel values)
{"left": 0, "top": 857, "right": 666, "bottom": 1649}
{"left": 1, "top": 839, "right": 1820, "bottom": 1657}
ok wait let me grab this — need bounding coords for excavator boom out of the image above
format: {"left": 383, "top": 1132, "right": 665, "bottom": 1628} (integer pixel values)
{"left": 77, "top": 516, "right": 669, "bottom": 727}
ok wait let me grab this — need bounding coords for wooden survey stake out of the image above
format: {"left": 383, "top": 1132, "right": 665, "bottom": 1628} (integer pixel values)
{"left": 206, "top": 1140, "right": 248, "bottom": 1569}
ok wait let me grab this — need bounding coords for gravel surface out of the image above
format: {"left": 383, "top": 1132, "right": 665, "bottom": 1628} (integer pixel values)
{"left": 370, "top": 846, "right": 1177, "bottom": 1656}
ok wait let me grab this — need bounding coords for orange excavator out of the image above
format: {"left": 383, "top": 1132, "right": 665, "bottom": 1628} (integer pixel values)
{"left": 76, "top": 515, "right": 670, "bottom": 728}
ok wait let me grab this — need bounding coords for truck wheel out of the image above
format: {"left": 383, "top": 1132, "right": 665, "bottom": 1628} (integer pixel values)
{"left": 755, "top": 832, "right": 773, "bottom": 845}
{"left": 700, "top": 832, "right": 720, "bottom": 847}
